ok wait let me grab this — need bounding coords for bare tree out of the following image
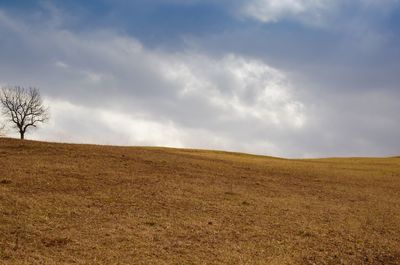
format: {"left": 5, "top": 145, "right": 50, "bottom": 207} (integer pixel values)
{"left": 0, "top": 86, "right": 49, "bottom": 140}
{"left": 0, "top": 122, "right": 5, "bottom": 137}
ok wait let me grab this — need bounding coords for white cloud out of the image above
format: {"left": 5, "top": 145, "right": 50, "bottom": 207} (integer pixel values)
{"left": 30, "top": 99, "right": 185, "bottom": 147}
{"left": 1, "top": 3, "right": 400, "bottom": 158}
{"left": 29, "top": 98, "right": 283, "bottom": 156}
{"left": 241, "top": 0, "right": 336, "bottom": 24}
{"left": 161, "top": 54, "right": 305, "bottom": 128}
{"left": 240, "top": 0, "right": 399, "bottom": 24}
{"left": 55, "top": 61, "right": 69, "bottom": 69}
{"left": 0, "top": 10, "right": 307, "bottom": 156}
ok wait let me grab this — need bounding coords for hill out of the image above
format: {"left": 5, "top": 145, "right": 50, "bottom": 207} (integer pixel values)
{"left": 0, "top": 138, "right": 399, "bottom": 264}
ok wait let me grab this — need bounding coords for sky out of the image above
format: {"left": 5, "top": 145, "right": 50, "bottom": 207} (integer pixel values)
{"left": 0, "top": 0, "right": 399, "bottom": 158}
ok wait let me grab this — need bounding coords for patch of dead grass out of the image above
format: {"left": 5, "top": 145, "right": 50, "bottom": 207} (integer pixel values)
{"left": 1, "top": 138, "right": 400, "bottom": 264}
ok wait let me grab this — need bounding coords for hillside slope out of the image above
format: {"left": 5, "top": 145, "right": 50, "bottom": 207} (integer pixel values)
{"left": 1, "top": 138, "right": 400, "bottom": 264}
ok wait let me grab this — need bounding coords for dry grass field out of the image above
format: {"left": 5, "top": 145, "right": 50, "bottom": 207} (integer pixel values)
{"left": 0, "top": 138, "right": 400, "bottom": 264}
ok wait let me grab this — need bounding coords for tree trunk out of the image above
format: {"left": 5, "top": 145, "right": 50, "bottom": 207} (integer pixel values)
{"left": 20, "top": 131, "right": 24, "bottom": 140}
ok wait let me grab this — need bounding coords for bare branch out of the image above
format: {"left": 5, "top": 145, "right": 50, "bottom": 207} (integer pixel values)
{"left": 0, "top": 86, "right": 50, "bottom": 139}
{"left": 0, "top": 122, "right": 5, "bottom": 137}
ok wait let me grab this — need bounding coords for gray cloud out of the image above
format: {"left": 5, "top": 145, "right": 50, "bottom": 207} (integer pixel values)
{"left": 0, "top": 10, "right": 308, "bottom": 157}
{"left": 0, "top": 4, "right": 399, "bottom": 158}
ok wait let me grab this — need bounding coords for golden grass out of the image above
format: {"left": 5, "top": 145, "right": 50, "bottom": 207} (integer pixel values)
{"left": 0, "top": 138, "right": 400, "bottom": 264}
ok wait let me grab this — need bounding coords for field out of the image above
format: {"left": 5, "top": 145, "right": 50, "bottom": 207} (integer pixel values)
{"left": 0, "top": 138, "right": 400, "bottom": 264}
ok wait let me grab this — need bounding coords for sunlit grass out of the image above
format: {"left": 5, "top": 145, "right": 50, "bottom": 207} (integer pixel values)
{"left": 1, "top": 138, "right": 399, "bottom": 264}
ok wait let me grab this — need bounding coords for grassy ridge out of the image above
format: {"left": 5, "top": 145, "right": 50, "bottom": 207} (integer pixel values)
{"left": 0, "top": 138, "right": 400, "bottom": 264}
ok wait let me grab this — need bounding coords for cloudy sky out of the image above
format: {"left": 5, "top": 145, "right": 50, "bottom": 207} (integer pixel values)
{"left": 0, "top": 0, "right": 399, "bottom": 157}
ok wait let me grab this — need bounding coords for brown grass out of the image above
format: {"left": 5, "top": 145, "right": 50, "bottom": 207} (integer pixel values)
{"left": 1, "top": 138, "right": 400, "bottom": 264}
